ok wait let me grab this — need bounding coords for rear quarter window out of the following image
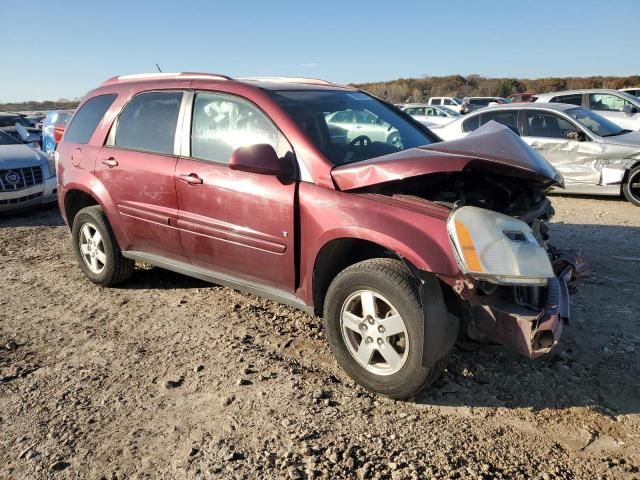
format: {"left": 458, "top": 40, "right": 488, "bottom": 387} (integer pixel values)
{"left": 64, "top": 94, "right": 117, "bottom": 144}
{"left": 551, "top": 94, "right": 582, "bottom": 106}
{"left": 462, "top": 115, "right": 480, "bottom": 132}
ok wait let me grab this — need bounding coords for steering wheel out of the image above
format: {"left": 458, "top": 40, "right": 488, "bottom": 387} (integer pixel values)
{"left": 348, "top": 135, "right": 372, "bottom": 149}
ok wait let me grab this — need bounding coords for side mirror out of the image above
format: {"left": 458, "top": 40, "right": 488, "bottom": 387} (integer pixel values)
{"left": 228, "top": 144, "right": 288, "bottom": 176}
{"left": 621, "top": 105, "right": 632, "bottom": 116}
{"left": 564, "top": 130, "right": 585, "bottom": 141}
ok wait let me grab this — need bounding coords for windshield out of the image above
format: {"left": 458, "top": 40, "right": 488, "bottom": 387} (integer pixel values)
{"left": 566, "top": 107, "right": 625, "bottom": 137}
{"left": 268, "top": 89, "right": 435, "bottom": 165}
{"left": 439, "top": 106, "right": 460, "bottom": 116}
{"left": 0, "top": 131, "right": 20, "bottom": 145}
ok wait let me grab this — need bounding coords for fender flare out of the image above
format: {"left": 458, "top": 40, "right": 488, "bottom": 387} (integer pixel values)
{"left": 402, "top": 259, "right": 460, "bottom": 368}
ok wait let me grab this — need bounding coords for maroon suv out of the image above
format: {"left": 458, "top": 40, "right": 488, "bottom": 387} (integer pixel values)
{"left": 57, "top": 73, "right": 581, "bottom": 399}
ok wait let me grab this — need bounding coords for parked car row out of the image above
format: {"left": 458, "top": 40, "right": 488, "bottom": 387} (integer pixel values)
{"left": 0, "top": 108, "right": 73, "bottom": 213}
{"left": 0, "top": 130, "right": 58, "bottom": 213}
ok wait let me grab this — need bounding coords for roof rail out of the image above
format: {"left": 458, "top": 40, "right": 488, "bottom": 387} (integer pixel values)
{"left": 101, "top": 72, "right": 232, "bottom": 85}
{"left": 238, "top": 76, "right": 334, "bottom": 86}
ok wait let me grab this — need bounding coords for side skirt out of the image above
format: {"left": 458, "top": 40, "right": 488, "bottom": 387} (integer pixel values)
{"left": 122, "top": 250, "right": 314, "bottom": 315}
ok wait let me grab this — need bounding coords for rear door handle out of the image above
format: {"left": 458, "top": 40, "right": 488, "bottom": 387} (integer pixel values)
{"left": 178, "top": 173, "right": 203, "bottom": 185}
{"left": 101, "top": 158, "right": 118, "bottom": 167}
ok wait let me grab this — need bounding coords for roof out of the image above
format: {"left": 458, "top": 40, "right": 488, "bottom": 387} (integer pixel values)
{"left": 397, "top": 103, "right": 433, "bottom": 108}
{"left": 470, "top": 102, "right": 581, "bottom": 112}
{"left": 536, "top": 88, "right": 624, "bottom": 97}
{"left": 99, "top": 72, "right": 350, "bottom": 91}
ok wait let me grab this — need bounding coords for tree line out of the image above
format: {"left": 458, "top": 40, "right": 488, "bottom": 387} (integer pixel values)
{"left": 2, "top": 74, "right": 640, "bottom": 111}
{"left": 351, "top": 74, "right": 640, "bottom": 103}
{"left": 0, "top": 99, "right": 79, "bottom": 113}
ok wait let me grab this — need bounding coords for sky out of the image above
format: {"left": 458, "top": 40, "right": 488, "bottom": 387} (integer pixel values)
{"left": 1, "top": 0, "right": 639, "bottom": 102}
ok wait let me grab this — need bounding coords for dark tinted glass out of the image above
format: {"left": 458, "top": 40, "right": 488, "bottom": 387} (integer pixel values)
{"left": 524, "top": 111, "right": 576, "bottom": 138}
{"left": 115, "top": 91, "right": 183, "bottom": 154}
{"left": 551, "top": 94, "right": 582, "bottom": 106}
{"left": 64, "top": 94, "right": 116, "bottom": 144}
{"left": 0, "top": 115, "right": 30, "bottom": 127}
{"left": 480, "top": 110, "right": 519, "bottom": 131}
{"left": 462, "top": 115, "right": 480, "bottom": 132}
{"left": 0, "top": 130, "right": 19, "bottom": 145}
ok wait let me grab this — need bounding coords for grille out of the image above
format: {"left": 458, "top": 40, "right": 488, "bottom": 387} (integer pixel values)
{"left": 0, "top": 191, "right": 43, "bottom": 205}
{"left": 0, "top": 166, "right": 43, "bottom": 191}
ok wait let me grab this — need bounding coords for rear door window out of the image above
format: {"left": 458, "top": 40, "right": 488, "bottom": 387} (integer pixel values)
{"left": 64, "top": 94, "right": 116, "bottom": 144}
{"left": 431, "top": 98, "right": 442, "bottom": 105}
{"left": 113, "top": 91, "right": 183, "bottom": 155}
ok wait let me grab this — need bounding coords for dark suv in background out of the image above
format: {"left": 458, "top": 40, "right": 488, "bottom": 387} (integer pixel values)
{"left": 56, "top": 73, "right": 581, "bottom": 398}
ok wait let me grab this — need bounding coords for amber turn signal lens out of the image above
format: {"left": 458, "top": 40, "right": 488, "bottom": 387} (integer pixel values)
{"left": 454, "top": 220, "right": 483, "bottom": 272}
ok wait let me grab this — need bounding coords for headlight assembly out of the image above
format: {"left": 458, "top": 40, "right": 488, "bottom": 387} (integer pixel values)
{"left": 447, "top": 206, "right": 554, "bottom": 286}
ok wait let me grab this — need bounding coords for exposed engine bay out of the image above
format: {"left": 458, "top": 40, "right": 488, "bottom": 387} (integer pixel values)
{"left": 363, "top": 168, "right": 588, "bottom": 357}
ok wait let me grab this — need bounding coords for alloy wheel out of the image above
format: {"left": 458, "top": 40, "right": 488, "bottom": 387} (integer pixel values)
{"left": 340, "top": 290, "right": 409, "bottom": 376}
{"left": 78, "top": 223, "right": 106, "bottom": 274}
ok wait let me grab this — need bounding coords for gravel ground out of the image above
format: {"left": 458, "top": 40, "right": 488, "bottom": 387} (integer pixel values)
{"left": 0, "top": 195, "right": 639, "bottom": 480}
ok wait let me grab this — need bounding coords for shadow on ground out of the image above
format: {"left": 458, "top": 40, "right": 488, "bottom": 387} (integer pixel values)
{"left": 0, "top": 205, "right": 64, "bottom": 228}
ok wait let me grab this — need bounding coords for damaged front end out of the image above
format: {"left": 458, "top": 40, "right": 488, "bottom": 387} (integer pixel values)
{"left": 332, "top": 122, "right": 588, "bottom": 359}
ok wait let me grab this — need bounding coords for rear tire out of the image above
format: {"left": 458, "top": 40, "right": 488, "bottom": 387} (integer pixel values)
{"left": 71, "top": 206, "right": 134, "bottom": 286}
{"left": 623, "top": 165, "right": 640, "bottom": 207}
{"left": 323, "top": 259, "right": 448, "bottom": 399}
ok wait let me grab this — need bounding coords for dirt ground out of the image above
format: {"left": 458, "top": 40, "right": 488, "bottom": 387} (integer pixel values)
{"left": 1, "top": 195, "right": 639, "bottom": 480}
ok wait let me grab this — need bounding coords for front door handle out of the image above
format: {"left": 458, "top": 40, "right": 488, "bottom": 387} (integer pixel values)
{"left": 101, "top": 158, "right": 118, "bottom": 168}
{"left": 178, "top": 173, "right": 203, "bottom": 185}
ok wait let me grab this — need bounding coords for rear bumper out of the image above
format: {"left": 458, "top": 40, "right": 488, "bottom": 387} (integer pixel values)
{"left": 0, "top": 177, "right": 57, "bottom": 214}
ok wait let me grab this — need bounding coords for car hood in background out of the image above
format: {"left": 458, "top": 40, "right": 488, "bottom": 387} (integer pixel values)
{"left": 332, "top": 121, "right": 563, "bottom": 191}
{"left": 602, "top": 130, "right": 640, "bottom": 149}
{"left": 0, "top": 144, "right": 46, "bottom": 168}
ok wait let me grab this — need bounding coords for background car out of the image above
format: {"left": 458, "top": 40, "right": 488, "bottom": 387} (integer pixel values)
{"left": 535, "top": 89, "right": 640, "bottom": 131}
{"left": 399, "top": 103, "right": 460, "bottom": 127}
{"left": 0, "top": 130, "right": 57, "bottom": 213}
{"left": 619, "top": 87, "right": 640, "bottom": 98}
{"left": 427, "top": 96, "right": 463, "bottom": 113}
{"left": 507, "top": 92, "right": 537, "bottom": 103}
{"left": 460, "top": 96, "right": 508, "bottom": 114}
{"left": 42, "top": 109, "right": 74, "bottom": 157}
{"left": 325, "top": 109, "right": 402, "bottom": 148}
{"left": 437, "top": 103, "right": 640, "bottom": 205}
{"left": 0, "top": 112, "right": 42, "bottom": 147}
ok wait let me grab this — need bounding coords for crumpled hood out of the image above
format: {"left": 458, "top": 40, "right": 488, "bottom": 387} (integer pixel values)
{"left": 0, "top": 144, "right": 47, "bottom": 169}
{"left": 332, "top": 122, "right": 563, "bottom": 191}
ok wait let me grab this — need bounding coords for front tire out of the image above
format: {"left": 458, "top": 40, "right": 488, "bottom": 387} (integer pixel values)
{"left": 323, "top": 259, "right": 448, "bottom": 399}
{"left": 71, "top": 206, "right": 134, "bottom": 286}
{"left": 623, "top": 165, "right": 640, "bottom": 207}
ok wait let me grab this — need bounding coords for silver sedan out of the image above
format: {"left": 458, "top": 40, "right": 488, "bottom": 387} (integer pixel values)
{"left": 437, "top": 103, "right": 640, "bottom": 206}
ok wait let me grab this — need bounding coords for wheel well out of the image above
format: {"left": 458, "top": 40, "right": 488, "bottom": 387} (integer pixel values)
{"left": 312, "top": 238, "right": 400, "bottom": 316}
{"left": 64, "top": 190, "right": 99, "bottom": 228}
